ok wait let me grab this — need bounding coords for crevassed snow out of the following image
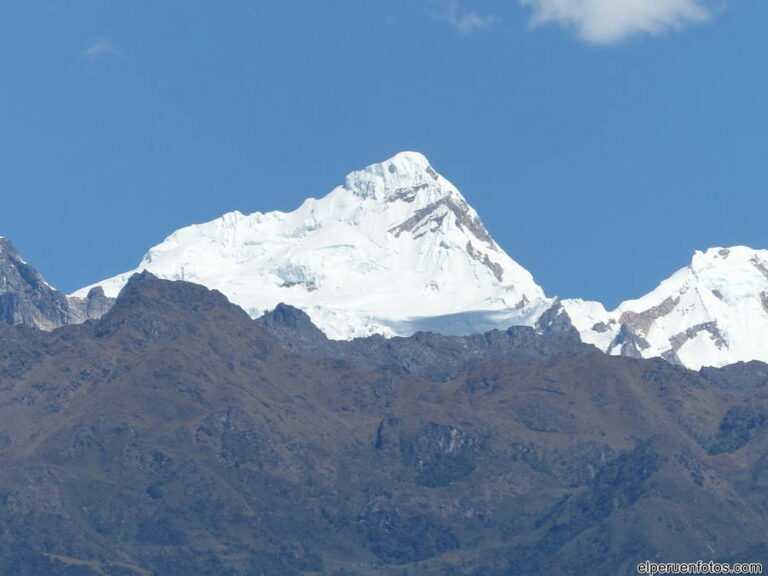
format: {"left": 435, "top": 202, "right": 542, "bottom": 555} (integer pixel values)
{"left": 74, "top": 152, "right": 551, "bottom": 339}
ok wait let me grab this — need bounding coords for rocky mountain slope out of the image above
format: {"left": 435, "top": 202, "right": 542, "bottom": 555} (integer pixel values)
{"left": 0, "top": 237, "right": 112, "bottom": 330}
{"left": 1, "top": 273, "right": 768, "bottom": 575}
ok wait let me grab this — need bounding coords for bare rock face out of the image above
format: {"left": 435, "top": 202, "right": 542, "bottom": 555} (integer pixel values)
{"left": 534, "top": 298, "right": 581, "bottom": 341}
{"left": 609, "top": 324, "right": 651, "bottom": 359}
{"left": 0, "top": 238, "right": 71, "bottom": 330}
{"left": 0, "top": 238, "right": 114, "bottom": 330}
{"left": 66, "top": 286, "right": 116, "bottom": 324}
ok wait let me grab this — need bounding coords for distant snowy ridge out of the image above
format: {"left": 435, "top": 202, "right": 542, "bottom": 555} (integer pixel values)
{"left": 74, "top": 152, "right": 768, "bottom": 369}
{"left": 563, "top": 246, "right": 768, "bottom": 370}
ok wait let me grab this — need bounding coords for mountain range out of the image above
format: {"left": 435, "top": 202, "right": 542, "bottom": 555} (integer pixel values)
{"left": 56, "top": 151, "right": 767, "bottom": 370}
{"left": 1, "top": 272, "right": 768, "bottom": 575}
{"left": 2, "top": 154, "right": 768, "bottom": 573}
{"left": 1, "top": 153, "right": 766, "bottom": 369}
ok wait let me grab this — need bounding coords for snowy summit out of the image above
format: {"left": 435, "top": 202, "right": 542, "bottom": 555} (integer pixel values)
{"left": 75, "top": 152, "right": 550, "bottom": 338}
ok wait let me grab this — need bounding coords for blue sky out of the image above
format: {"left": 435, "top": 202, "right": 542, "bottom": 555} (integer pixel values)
{"left": 1, "top": 0, "right": 766, "bottom": 308}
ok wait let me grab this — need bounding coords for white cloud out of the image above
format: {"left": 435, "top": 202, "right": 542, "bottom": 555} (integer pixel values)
{"left": 520, "top": 0, "right": 714, "bottom": 45}
{"left": 81, "top": 37, "right": 122, "bottom": 63}
{"left": 438, "top": 0, "right": 499, "bottom": 35}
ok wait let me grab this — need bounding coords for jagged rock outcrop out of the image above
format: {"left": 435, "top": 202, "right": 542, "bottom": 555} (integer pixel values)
{"left": 256, "top": 302, "right": 594, "bottom": 382}
{"left": 0, "top": 237, "right": 71, "bottom": 329}
{"left": 0, "top": 237, "right": 114, "bottom": 330}
{"left": 67, "top": 286, "right": 116, "bottom": 324}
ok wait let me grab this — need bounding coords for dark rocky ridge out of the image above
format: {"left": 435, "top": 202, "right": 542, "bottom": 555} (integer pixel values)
{"left": 1, "top": 274, "right": 768, "bottom": 574}
{"left": 0, "top": 238, "right": 114, "bottom": 330}
{"left": 256, "top": 300, "right": 591, "bottom": 382}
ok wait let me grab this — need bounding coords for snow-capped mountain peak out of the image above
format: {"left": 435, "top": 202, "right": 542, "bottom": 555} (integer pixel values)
{"left": 74, "top": 152, "right": 549, "bottom": 338}
{"left": 564, "top": 246, "right": 768, "bottom": 369}
{"left": 343, "top": 151, "right": 437, "bottom": 200}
